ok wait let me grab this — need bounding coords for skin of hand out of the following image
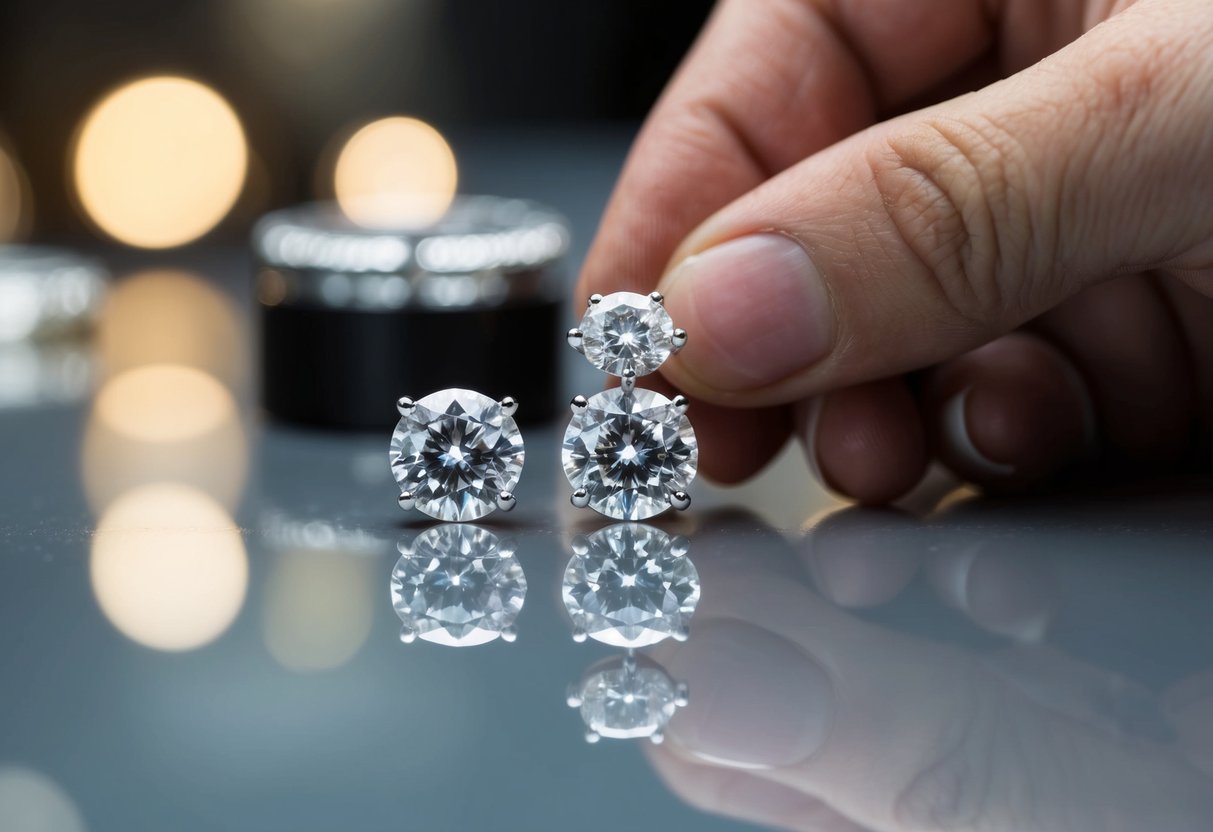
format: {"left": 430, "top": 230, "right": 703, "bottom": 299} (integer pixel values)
{"left": 642, "top": 506, "right": 1213, "bottom": 832}
{"left": 576, "top": 0, "right": 1213, "bottom": 503}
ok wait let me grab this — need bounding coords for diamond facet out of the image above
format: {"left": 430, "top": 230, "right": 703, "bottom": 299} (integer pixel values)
{"left": 563, "top": 523, "right": 699, "bottom": 647}
{"left": 572, "top": 654, "right": 685, "bottom": 742}
{"left": 579, "top": 291, "right": 675, "bottom": 377}
{"left": 389, "top": 388, "right": 524, "bottom": 522}
{"left": 390, "top": 525, "right": 526, "bottom": 647}
{"left": 562, "top": 387, "right": 697, "bottom": 520}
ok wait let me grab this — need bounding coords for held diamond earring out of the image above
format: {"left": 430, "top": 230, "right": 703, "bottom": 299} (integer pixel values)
{"left": 389, "top": 388, "right": 525, "bottom": 521}
{"left": 563, "top": 291, "right": 698, "bottom": 519}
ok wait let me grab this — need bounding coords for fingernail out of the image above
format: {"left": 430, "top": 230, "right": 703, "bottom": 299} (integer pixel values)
{"left": 660, "top": 234, "right": 834, "bottom": 390}
{"left": 665, "top": 620, "right": 834, "bottom": 768}
{"left": 942, "top": 388, "right": 1015, "bottom": 477}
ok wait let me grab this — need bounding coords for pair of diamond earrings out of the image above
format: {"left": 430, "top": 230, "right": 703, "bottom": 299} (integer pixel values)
{"left": 388, "top": 290, "right": 699, "bottom": 522}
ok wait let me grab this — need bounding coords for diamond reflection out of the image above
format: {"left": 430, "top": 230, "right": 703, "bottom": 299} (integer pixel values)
{"left": 563, "top": 523, "right": 700, "bottom": 647}
{"left": 390, "top": 524, "right": 525, "bottom": 647}
{"left": 567, "top": 652, "right": 688, "bottom": 745}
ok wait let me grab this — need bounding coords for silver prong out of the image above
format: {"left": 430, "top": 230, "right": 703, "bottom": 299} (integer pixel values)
{"left": 566, "top": 685, "right": 583, "bottom": 708}
{"left": 500, "top": 625, "right": 517, "bottom": 643}
{"left": 673, "top": 624, "right": 690, "bottom": 642}
{"left": 398, "top": 491, "right": 416, "bottom": 511}
{"left": 671, "top": 394, "right": 689, "bottom": 416}
{"left": 496, "top": 491, "right": 516, "bottom": 513}
{"left": 649, "top": 291, "right": 664, "bottom": 305}
{"left": 672, "top": 328, "right": 688, "bottom": 351}
{"left": 585, "top": 729, "right": 600, "bottom": 744}
{"left": 588, "top": 293, "right": 603, "bottom": 306}
{"left": 570, "top": 535, "right": 590, "bottom": 557}
{"left": 572, "top": 626, "right": 587, "bottom": 643}
{"left": 396, "top": 396, "right": 415, "bottom": 415}
{"left": 670, "top": 535, "right": 690, "bottom": 558}
{"left": 675, "top": 682, "right": 689, "bottom": 707}
{"left": 620, "top": 368, "right": 636, "bottom": 393}
{"left": 399, "top": 625, "right": 416, "bottom": 644}
{"left": 670, "top": 490, "right": 691, "bottom": 511}
{"left": 649, "top": 730, "right": 665, "bottom": 745}
{"left": 571, "top": 488, "right": 590, "bottom": 509}
{"left": 499, "top": 396, "right": 518, "bottom": 417}
{"left": 566, "top": 328, "right": 585, "bottom": 353}
{"left": 570, "top": 395, "right": 588, "bottom": 415}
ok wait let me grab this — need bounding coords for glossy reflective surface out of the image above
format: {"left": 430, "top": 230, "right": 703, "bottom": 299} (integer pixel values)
{"left": 2, "top": 132, "right": 1213, "bottom": 832}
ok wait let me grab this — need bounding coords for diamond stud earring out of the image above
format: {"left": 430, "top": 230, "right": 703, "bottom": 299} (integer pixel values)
{"left": 564, "top": 291, "right": 698, "bottom": 519}
{"left": 563, "top": 523, "right": 700, "bottom": 647}
{"left": 389, "top": 388, "right": 525, "bottom": 521}
{"left": 567, "top": 652, "right": 689, "bottom": 744}
{"left": 391, "top": 525, "right": 526, "bottom": 646}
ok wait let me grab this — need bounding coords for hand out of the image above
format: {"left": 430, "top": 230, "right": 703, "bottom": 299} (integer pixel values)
{"left": 577, "top": 0, "right": 1213, "bottom": 502}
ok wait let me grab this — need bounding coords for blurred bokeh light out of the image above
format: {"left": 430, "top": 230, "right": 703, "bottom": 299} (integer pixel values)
{"left": 82, "top": 363, "right": 248, "bottom": 513}
{"left": 262, "top": 549, "right": 376, "bottom": 673}
{"left": 71, "top": 77, "right": 248, "bottom": 248}
{"left": 93, "top": 364, "right": 235, "bottom": 443}
{"left": 0, "top": 766, "right": 86, "bottom": 832}
{"left": 332, "top": 116, "right": 456, "bottom": 229}
{"left": 0, "top": 139, "right": 31, "bottom": 241}
{"left": 96, "top": 269, "right": 246, "bottom": 388}
{"left": 90, "top": 483, "right": 248, "bottom": 652}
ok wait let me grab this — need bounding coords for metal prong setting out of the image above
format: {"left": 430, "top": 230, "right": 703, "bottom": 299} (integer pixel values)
{"left": 496, "top": 491, "right": 516, "bottom": 513}
{"left": 588, "top": 293, "right": 603, "bottom": 306}
{"left": 567, "top": 328, "right": 585, "bottom": 353}
{"left": 672, "top": 328, "right": 688, "bottom": 351}
{"left": 399, "top": 625, "right": 416, "bottom": 644}
{"left": 566, "top": 684, "right": 583, "bottom": 708}
{"left": 649, "top": 730, "right": 665, "bottom": 745}
{"left": 499, "top": 396, "right": 518, "bottom": 417}
{"left": 500, "top": 625, "right": 518, "bottom": 643}
{"left": 570, "top": 394, "right": 588, "bottom": 415}
{"left": 670, "top": 491, "right": 691, "bottom": 511}
{"left": 649, "top": 291, "right": 665, "bottom": 305}
{"left": 620, "top": 367, "right": 636, "bottom": 393}
{"left": 673, "top": 624, "right": 690, "bottom": 642}
{"left": 398, "top": 491, "right": 416, "bottom": 511}
{"left": 396, "top": 396, "right": 415, "bottom": 415}
{"left": 671, "top": 394, "right": 689, "bottom": 416}
{"left": 675, "top": 682, "right": 690, "bottom": 708}
{"left": 571, "top": 625, "right": 587, "bottom": 643}
{"left": 570, "top": 535, "right": 589, "bottom": 557}
{"left": 584, "top": 729, "right": 601, "bottom": 744}
{"left": 571, "top": 488, "right": 590, "bottom": 509}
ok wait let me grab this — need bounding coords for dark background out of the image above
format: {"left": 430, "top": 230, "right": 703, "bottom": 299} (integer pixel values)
{"left": 0, "top": 0, "right": 713, "bottom": 237}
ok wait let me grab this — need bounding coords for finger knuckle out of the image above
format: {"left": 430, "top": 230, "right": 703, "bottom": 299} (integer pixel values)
{"left": 873, "top": 115, "right": 1037, "bottom": 325}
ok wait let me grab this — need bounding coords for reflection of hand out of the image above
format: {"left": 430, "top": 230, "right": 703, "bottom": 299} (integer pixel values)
{"left": 645, "top": 509, "right": 1213, "bottom": 831}
{"left": 578, "top": 0, "right": 1213, "bottom": 502}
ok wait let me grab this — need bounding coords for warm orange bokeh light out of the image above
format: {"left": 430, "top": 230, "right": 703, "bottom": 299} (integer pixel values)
{"left": 0, "top": 141, "right": 29, "bottom": 241}
{"left": 97, "top": 269, "right": 246, "bottom": 388}
{"left": 73, "top": 76, "right": 248, "bottom": 248}
{"left": 94, "top": 364, "right": 235, "bottom": 443}
{"left": 91, "top": 483, "right": 248, "bottom": 652}
{"left": 333, "top": 116, "right": 457, "bottom": 229}
{"left": 262, "top": 549, "right": 375, "bottom": 673}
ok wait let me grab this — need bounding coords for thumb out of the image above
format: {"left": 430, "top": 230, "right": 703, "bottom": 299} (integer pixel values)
{"left": 655, "top": 0, "right": 1213, "bottom": 405}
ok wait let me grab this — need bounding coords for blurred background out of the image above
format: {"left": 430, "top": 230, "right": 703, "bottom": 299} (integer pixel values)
{"left": 0, "top": 0, "right": 712, "bottom": 246}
